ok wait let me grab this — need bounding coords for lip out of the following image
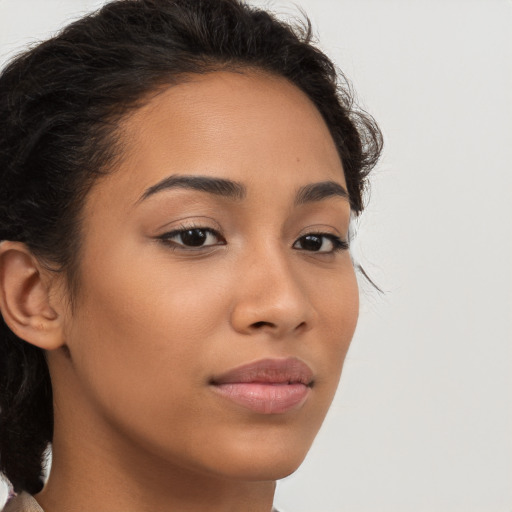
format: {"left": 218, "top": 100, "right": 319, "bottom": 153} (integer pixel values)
{"left": 210, "top": 358, "right": 314, "bottom": 414}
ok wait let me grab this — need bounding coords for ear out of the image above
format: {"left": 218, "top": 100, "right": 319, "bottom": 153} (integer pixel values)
{"left": 0, "top": 241, "right": 66, "bottom": 350}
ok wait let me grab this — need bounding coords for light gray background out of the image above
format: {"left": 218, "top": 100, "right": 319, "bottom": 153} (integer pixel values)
{"left": 1, "top": 1, "right": 511, "bottom": 511}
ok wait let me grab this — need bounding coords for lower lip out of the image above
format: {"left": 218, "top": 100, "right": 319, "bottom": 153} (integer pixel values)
{"left": 211, "top": 382, "right": 310, "bottom": 414}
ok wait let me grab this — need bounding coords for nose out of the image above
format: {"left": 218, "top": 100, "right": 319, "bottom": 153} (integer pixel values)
{"left": 229, "top": 245, "right": 317, "bottom": 338}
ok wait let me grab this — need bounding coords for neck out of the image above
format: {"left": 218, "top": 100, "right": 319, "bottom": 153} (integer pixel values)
{"left": 37, "top": 432, "right": 276, "bottom": 512}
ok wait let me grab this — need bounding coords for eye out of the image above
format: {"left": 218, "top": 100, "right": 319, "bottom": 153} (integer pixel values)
{"left": 293, "top": 233, "right": 348, "bottom": 253}
{"left": 158, "top": 227, "right": 225, "bottom": 249}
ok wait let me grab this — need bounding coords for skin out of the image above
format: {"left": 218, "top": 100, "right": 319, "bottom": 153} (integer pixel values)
{"left": 1, "top": 71, "right": 358, "bottom": 512}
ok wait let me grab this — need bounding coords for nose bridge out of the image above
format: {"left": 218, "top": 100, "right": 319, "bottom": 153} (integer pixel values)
{"left": 230, "top": 238, "right": 316, "bottom": 335}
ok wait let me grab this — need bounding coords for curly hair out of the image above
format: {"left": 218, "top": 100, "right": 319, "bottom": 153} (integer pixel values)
{"left": 0, "top": 0, "right": 382, "bottom": 495}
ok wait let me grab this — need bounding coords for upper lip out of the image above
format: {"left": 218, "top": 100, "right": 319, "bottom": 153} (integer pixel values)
{"left": 211, "top": 357, "right": 314, "bottom": 386}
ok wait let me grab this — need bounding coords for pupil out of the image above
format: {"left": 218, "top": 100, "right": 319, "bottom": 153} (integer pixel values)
{"left": 182, "top": 229, "right": 207, "bottom": 246}
{"left": 302, "top": 235, "right": 322, "bottom": 251}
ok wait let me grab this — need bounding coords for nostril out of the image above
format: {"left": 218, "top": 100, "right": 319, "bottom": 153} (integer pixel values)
{"left": 251, "top": 321, "right": 275, "bottom": 329}
{"left": 249, "top": 320, "right": 308, "bottom": 332}
{"left": 296, "top": 321, "right": 307, "bottom": 331}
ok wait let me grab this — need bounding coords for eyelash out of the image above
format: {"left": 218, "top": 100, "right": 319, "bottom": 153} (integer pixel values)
{"left": 293, "top": 233, "right": 349, "bottom": 253}
{"left": 157, "top": 225, "right": 226, "bottom": 250}
{"left": 157, "top": 226, "right": 349, "bottom": 254}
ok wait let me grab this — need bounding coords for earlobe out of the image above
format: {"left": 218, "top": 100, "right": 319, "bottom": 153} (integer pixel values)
{"left": 0, "top": 241, "right": 65, "bottom": 350}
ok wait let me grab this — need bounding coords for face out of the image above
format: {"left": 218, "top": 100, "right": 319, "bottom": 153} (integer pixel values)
{"left": 53, "top": 71, "right": 358, "bottom": 481}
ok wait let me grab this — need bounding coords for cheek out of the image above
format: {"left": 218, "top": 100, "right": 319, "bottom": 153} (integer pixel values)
{"left": 309, "top": 263, "right": 359, "bottom": 386}
{"left": 66, "top": 247, "right": 230, "bottom": 424}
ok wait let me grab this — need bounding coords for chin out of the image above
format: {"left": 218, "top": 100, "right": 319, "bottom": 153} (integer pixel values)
{"left": 216, "top": 453, "right": 308, "bottom": 482}
{"left": 199, "top": 424, "right": 317, "bottom": 482}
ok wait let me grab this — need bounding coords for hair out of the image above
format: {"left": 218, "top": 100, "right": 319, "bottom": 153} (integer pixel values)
{"left": 0, "top": 0, "right": 382, "bottom": 495}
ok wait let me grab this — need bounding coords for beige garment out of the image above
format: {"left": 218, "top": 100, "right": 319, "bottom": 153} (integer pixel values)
{"left": 2, "top": 493, "right": 44, "bottom": 512}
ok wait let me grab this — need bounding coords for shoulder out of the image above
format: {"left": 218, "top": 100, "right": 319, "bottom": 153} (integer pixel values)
{"left": 2, "top": 493, "right": 44, "bottom": 512}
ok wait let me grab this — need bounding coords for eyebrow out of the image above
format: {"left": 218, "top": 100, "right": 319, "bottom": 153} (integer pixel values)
{"left": 295, "top": 181, "right": 349, "bottom": 205}
{"left": 138, "top": 175, "right": 349, "bottom": 205}
{"left": 138, "top": 175, "right": 246, "bottom": 203}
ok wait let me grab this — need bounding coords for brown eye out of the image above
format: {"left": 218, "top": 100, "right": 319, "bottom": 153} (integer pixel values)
{"left": 159, "top": 228, "right": 225, "bottom": 249}
{"left": 293, "top": 233, "right": 348, "bottom": 253}
{"left": 298, "top": 235, "right": 323, "bottom": 251}
{"left": 181, "top": 229, "right": 209, "bottom": 246}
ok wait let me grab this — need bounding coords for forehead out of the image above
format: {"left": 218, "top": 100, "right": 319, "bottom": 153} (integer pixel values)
{"left": 89, "top": 70, "right": 346, "bottom": 210}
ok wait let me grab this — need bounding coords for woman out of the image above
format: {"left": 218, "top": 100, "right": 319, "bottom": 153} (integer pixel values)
{"left": 0, "top": 0, "right": 382, "bottom": 511}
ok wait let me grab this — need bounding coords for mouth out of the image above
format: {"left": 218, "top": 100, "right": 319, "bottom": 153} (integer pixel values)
{"left": 210, "top": 357, "right": 314, "bottom": 414}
